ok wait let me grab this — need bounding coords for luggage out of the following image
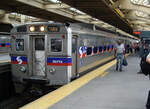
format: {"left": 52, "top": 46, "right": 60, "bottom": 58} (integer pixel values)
{"left": 140, "top": 54, "right": 150, "bottom": 76}
{"left": 123, "top": 58, "right": 128, "bottom": 66}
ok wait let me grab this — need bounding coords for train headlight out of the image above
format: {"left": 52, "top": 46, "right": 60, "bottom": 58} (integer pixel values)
{"left": 29, "top": 26, "right": 35, "bottom": 32}
{"left": 40, "top": 26, "right": 45, "bottom": 32}
{"left": 20, "top": 66, "right": 26, "bottom": 73}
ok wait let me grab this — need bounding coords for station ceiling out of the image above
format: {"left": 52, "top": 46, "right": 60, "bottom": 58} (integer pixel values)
{"left": 0, "top": 0, "right": 78, "bottom": 22}
{"left": 61, "top": 0, "right": 133, "bottom": 34}
{"left": 114, "top": 0, "right": 150, "bottom": 31}
{"left": 0, "top": 0, "right": 149, "bottom": 38}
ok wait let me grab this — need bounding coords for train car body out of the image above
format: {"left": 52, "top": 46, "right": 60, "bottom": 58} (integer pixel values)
{"left": 10, "top": 22, "right": 130, "bottom": 90}
{"left": 0, "top": 32, "right": 11, "bottom": 53}
{"left": 0, "top": 23, "right": 12, "bottom": 53}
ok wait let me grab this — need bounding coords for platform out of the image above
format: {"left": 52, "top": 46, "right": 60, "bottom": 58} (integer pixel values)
{"left": 20, "top": 55, "right": 150, "bottom": 109}
{"left": 48, "top": 55, "right": 150, "bottom": 109}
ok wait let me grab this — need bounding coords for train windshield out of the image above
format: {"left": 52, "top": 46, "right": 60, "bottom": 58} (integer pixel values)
{"left": 16, "top": 39, "right": 24, "bottom": 51}
{"left": 51, "top": 39, "right": 62, "bottom": 52}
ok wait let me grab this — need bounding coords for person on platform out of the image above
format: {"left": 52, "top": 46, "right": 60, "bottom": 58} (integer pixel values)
{"left": 114, "top": 40, "right": 125, "bottom": 72}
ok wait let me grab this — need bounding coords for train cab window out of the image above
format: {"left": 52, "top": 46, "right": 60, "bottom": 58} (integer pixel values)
{"left": 35, "top": 38, "right": 45, "bottom": 50}
{"left": 16, "top": 39, "right": 24, "bottom": 51}
{"left": 51, "top": 39, "right": 62, "bottom": 52}
{"left": 94, "top": 47, "right": 97, "bottom": 54}
{"left": 87, "top": 47, "right": 92, "bottom": 55}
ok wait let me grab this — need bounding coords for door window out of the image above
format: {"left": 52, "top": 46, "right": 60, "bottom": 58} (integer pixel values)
{"left": 35, "top": 38, "right": 45, "bottom": 50}
{"left": 72, "top": 38, "right": 76, "bottom": 53}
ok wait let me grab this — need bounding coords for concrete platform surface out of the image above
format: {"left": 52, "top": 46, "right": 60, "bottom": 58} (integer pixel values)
{"left": 48, "top": 55, "right": 150, "bottom": 109}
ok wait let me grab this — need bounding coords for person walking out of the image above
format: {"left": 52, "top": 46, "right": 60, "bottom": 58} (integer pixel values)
{"left": 114, "top": 40, "right": 125, "bottom": 72}
{"left": 141, "top": 52, "right": 150, "bottom": 109}
{"left": 137, "top": 42, "right": 149, "bottom": 74}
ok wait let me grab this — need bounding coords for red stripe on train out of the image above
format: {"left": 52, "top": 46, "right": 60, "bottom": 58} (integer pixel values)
{"left": 6, "top": 45, "right": 10, "bottom": 47}
{"left": 47, "top": 63, "right": 72, "bottom": 66}
{"left": 11, "top": 61, "right": 27, "bottom": 64}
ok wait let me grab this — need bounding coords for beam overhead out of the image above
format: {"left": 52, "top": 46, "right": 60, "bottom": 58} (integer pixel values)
{"left": 61, "top": 0, "right": 133, "bottom": 34}
{"left": 0, "top": 0, "right": 135, "bottom": 35}
{"left": 117, "top": 0, "right": 150, "bottom": 15}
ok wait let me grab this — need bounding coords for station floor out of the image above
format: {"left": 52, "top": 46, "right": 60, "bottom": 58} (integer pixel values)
{"left": 47, "top": 55, "right": 150, "bottom": 109}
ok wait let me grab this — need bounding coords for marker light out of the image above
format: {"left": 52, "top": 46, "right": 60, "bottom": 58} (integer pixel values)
{"left": 40, "top": 26, "right": 45, "bottom": 32}
{"left": 29, "top": 26, "right": 35, "bottom": 32}
{"left": 20, "top": 66, "right": 26, "bottom": 73}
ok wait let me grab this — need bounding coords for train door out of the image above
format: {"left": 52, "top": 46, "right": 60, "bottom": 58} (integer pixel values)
{"left": 72, "top": 35, "right": 78, "bottom": 77}
{"left": 32, "top": 36, "right": 46, "bottom": 76}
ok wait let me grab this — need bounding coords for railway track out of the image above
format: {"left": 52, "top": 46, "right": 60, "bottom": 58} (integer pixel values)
{"left": 0, "top": 93, "right": 40, "bottom": 109}
{"left": 0, "top": 62, "right": 11, "bottom": 73}
{"left": 0, "top": 62, "right": 57, "bottom": 109}
{"left": 0, "top": 62, "right": 14, "bottom": 102}
{"left": 0, "top": 87, "right": 57, "bottom": 109}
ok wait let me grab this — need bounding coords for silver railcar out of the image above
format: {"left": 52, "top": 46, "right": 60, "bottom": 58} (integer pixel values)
{"left": 10, "top": 22, "right": 130, "bottom": 90}
{"left": 0, "top": 23, "right": 13, "bottom": 53}
{"left": 0, "top": 32, "right": 11, "bottom": 53}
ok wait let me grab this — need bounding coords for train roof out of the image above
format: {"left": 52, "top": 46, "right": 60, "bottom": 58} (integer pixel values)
{"left": 11, "top": 22, "right": 133, "bottom": 40}
{"left": 13, "top": 22, "right": 116, "bottom": 34}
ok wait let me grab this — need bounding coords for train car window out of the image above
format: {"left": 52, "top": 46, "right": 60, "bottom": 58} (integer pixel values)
{"left": 16, "top": 39, "right": 24, "bottom": 51}
{"left": 104, "top": 46, "right": 106, "bottom": 51}
{"left": 51, "top": 39, "right": 62, "bottom": 52}
{"left": 35, "top": 38, "right": 45, "bottom": 50}
{"left": 87, "top": 47, "right": 92, "bottom": 55}
{"left": 107, "top": 45, "right": 110, "bottom": 51}
{"left": 1, "top": 43, "right": 6, "bottom": 47}
{"left": 94, "top": 47, "right": 97, "bottom": 54}
{"left": 99, "top": 46, "right": 102, "bottom": 52}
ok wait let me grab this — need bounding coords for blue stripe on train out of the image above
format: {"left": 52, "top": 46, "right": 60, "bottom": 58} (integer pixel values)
{"left": 6, "top": 43, "right": 11, "bottom": 45}
{"left": 11, "top": 56, "right": 27, "bottom": 62}
{"left": 47, "top": 57, "right": 72, "bottom": 63}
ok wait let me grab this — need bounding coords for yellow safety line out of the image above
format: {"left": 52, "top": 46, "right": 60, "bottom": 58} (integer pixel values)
{"left": 98, "top": 72, "right": 109, "bottom": 77}
{"left": 20, "top": 54, "right": 130, "bottom": 109}
{"left": 20, "top": 61, "right": 116, "bottom": 109}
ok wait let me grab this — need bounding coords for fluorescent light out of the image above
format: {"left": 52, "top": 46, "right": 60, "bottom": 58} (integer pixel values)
{"left": 69, "top": 8, "right": 85, "bottom": 15}
{"left": 49, "top": 0, "right": 61, "bottom": 3}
